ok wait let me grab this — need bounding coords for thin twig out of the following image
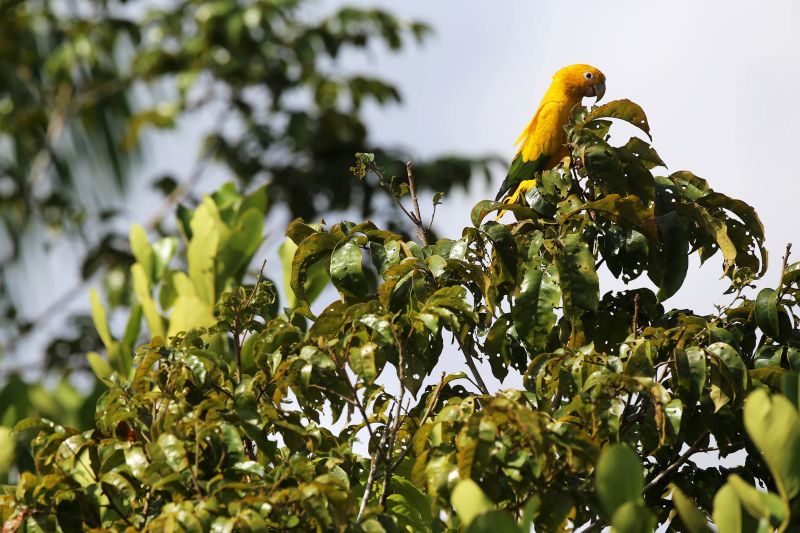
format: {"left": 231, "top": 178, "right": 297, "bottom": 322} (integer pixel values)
{"left": 782, "top": 243, "right": 793, "bottom": 275}
{"left": 405, "top": 162, "right": 429, "bottom": 246}
{"left": 428, "top": 200, "right": 439, "bottom": 231}
{"left": 308, "top": 384, "right": 358, "bottom": 406}
{"left": 777, "top": 243, "right": 793, "bottom": 300}
{"left": 233, "top": 260, "right": 267, "bottom": 384}
{"left": 379, "top": 329, "right": 409, "bottom": 507}
{"left": 632, "top": 293, "right": 640, "bottom": 339}
{"left": 239, "top": 259, "right": 268, "bottom": 349}
{"left": 101, "top": 484, "right": 135, "bottom": 528}
{"left": 357, "top": 411, "right": 393, "bottom": 523}
{"left": 643, "top": 430, "right": 711, "bottom": 494}
{"left": 233, "top": 317, "right": 243, "bottom": 383}
{"left": 208, "top": 381, "right": 234, "bottom": 400}
{"left": 456, "top": 335, "right": 490, "bottom": 395}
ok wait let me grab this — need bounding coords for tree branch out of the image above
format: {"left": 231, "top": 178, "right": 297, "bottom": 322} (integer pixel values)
{"left": 405, "top": 162, "right": 429, "bottom": 246}
{"left": 643, "top": 430, "right": 710, "bottom": 494}
{"left": 357, "top": 411, "right": 393, "bottom": 523}
{"left": 456, "top": 335, "right": 490, "bottom": 395}
{"left": 379, "top": 329, "right": 410, "bottom": 507}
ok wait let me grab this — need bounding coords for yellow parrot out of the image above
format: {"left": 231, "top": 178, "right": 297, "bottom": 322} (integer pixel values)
{"left": 496, "top": 64, "right": 607, "bottom": 205}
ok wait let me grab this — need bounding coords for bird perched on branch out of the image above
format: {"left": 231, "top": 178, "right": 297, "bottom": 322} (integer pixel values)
{"left": 496, "top": 64, "right": 606, "bottom": 205}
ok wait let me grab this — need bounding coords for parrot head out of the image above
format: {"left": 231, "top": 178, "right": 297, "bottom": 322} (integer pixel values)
{"left": 554, "top": 64, "right": 606, "bottom": 102}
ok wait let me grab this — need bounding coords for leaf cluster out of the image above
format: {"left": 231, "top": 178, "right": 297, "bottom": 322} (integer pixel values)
{"left": 2, "top": 99, "right": 799, "bottom": 532}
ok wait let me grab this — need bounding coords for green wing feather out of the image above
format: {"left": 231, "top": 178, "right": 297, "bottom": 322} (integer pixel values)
{"left": 495, "top": 152, "right": 548, "bottom": 201}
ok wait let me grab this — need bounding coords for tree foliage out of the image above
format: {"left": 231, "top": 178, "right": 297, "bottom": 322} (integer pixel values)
{"left": 2, "top": 98, "right": 799, "bottom": 532}
{"left": 0, "top": 0, "right": 491, "bottom": 370}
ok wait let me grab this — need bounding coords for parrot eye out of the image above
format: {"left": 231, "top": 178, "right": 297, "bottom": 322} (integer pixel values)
{"left": 584, "top": 72, "right": 594, "bottom": 80}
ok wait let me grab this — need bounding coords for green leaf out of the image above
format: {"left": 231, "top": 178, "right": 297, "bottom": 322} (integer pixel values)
{"left": 157, "top": 433, "right": 189, "bottom": 472}
{"left": 480, "top": 221, "right": 518, "bottom": 286}
{"left": 387, "top": 476, "right": 434, "bottom": 531}
{"left": 239, "top": 183, "right": 270, "bottom": 217}
{"left": 595, "top": 444, "right": 644, "bottom": 517}
{"left": 697, "top": 192, "right": 767, "bottom": 275}
{"left": 713, "top": 483, "right": 760, "bottom": 533}
{"left": 580, "top": 99, "right": 651, "bottom": 139}
{"left": 535, "top": 490, "right": 574, "bottom": 532}
{"left": 755, "top": 288, "right": 780, "bottom": 339}
{"left": 539, "top": 167, "right": 571, "bottom": 202}
{"left": 121, "top": 304, "right": 142, "bottom": 352}
{"left": 290, "top": 232, "right": 338, "bottom": 314}
{"left": 675, "top": 202, "right": 737, "bottom": 273}
{"left": 87, "top": 352, "right": 113, "bottom": 380}
{"left": 556, "top": 233, "right": 599, "bottom": 319}
{"left": 187, "top": 197, "right": 222, "bottom": 306}
{"left": 782, "top": 261, "right": 800, "bottom": 286}
{"left": 102, "top": 471, "right": 135, "bottom": 502}
{"left": 623, "top": 137, "right": 665, "bottom": 169}
{"left": 674, "top": 347, "right": 707, "bottom": 406}
{"left": 726, "top": 474, "right": 785, "bottom": 526}
{"left": 89, "top": 289, "right": 114, "bottom": 351}
{"left": 218, "top": 207, "right": 264, "bottom": 281}
{"left": 451, "top": 479, "right": 494, "bottom": 527}
{"left": 781, "top": 372, "right": 800, "bottom": 411}
{"left": 671, "top": 484, "right": 712, "bottom": 533}
{"left": 580, "top": 138, "right": 627, "bottom": 195}
{"left": 611, "top": 501, "right": 656, "bottom": 533}
{"left": 650, "top": 211, "right": 689, "bottom": 300}
{"left": 0, "top": 427, "right": 15, "bottom": 481}
{"left": 124, "top": 447, "right": 149, "bottom": 479}
{"left": 167, "top": 273, "right": 216, "bottom": 337}
{"left": 743, "top": 389, "right": 800, "bottom": 500}
{"left": 616, "top": 144, "right": 657, "bottom": 206}
{"left": 131, "top": 263, "right": 165, "bottom": 340}
{"left": 233, "top": 460, "right": 266, "bottom": 478}
{"left": 519, "top": 494, "right": 541, "bottom": 531}
{"left": 708, "top": 342, "right": 747, "bottom": 409}
{"left": 285, "top": 218, "right": 319, "bottom": 245}
{"left": 279, "top": 238, "right": 327, "bottom": 309}
{"left": 129, "top": 224, "right": 155, "bottom": 282}
{"left": 513, "top": 261, "right": 560, "bottom": 353}
{"left": 565, "top": 194, "right": 658, "bottom": 243}
{"left": 466, "top": 511, "right": 520, "bottom": 533}
{"left": 470, "top": 200, "right": 538, "bottom": 227}
{"left": 349, "top": 342, "right": 377, "bottom": 382}
{"left": 329, "top": 238, "right": 368, "bottom": 298}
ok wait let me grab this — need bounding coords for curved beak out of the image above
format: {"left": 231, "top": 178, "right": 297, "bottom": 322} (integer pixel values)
{"left": 584, "top": 81, "right": 606, "bottom": 102}
{"left": 593, "top": 81, "right": 606, "bottom": 102}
